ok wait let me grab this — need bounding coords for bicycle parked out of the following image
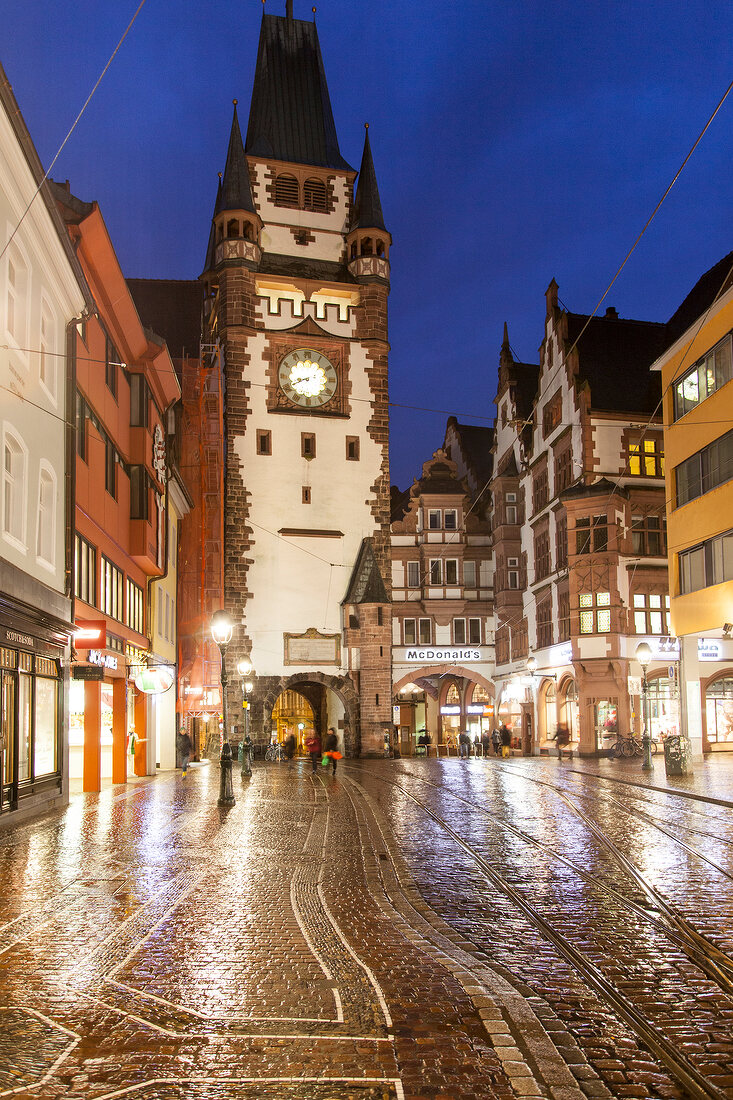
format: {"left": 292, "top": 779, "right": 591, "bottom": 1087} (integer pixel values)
{"left": 264, "top": 742, "right": 285, "bottom": 762}
{"left": 606, "top": 733, "right": 659, "bottom": 758}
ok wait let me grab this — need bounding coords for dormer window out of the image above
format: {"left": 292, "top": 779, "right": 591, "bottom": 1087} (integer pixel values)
{"left": 274, "top": 174, "right": 299, "bottom": 208}
{"left": 303, "top": 178, "right": 327, "bottom": 212}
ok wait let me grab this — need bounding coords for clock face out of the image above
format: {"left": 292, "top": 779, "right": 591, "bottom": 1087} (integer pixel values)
{"left": 278, "top": 349, "right": 337, "bottom": 408}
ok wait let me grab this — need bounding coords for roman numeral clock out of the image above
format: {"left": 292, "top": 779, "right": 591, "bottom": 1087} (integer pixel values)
{"left": 278, "top": 348, "right": 338, "bottom": 408}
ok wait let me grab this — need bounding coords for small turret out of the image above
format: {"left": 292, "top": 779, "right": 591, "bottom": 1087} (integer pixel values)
{"left": 347, "top": 125, "right": 390, "bottom": 285}
{"left": 211, "top": 102, "right": 262, "bottom": 271}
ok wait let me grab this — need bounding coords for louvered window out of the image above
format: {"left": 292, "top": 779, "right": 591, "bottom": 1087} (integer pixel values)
{"left": 303, "top": 178, "right": 327, "bottom": 212}
{"left": 274, "top": 175, "right": 299, "bottom": 208}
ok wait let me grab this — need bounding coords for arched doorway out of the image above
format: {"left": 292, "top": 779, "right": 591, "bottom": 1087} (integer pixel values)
{"left": 647, "top": 674, "right": 679, "bottom": 744}
{"left": 704, "top": 673, "right": 733, "bottom": 752}
{"left": 558, "top": 678, "right": 579, "bottom": 750}
{"left": 440, "top": 682, "right": 462, "bottom": 748}
{"left": 271, "top": 689, "right": 315, "bottom": 754}
{"left": 261, "top": 673, "right": 361, "bottom": 758}
{"left": 541, "top": 681, "right": 557, "bottom": 749}
{"left": 466, "top": 681, "right": 494, "bottom": 744}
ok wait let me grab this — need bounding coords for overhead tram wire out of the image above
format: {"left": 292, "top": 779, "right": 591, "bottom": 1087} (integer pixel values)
{"left": 0, "top": 0, "right": 148, "bottom": 265}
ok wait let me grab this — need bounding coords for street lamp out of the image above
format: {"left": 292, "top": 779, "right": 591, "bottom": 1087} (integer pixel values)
{"left": 635, "top": 641, "right": 653, "bottom": 772}
{"left": 211, "top": 609, "right": 235, "bottom": 805}
{"left": 237, "top": 657, "right": 254, "bottom": 777}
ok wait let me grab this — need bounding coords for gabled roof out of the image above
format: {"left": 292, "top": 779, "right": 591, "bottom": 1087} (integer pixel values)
{"left": 497, "top": 322, "right": 539, "bottom": 420}
{"left": 245, "top": 11, "right": 353, "bottom": 171}
{"left": 351, "top": 126, "right": 386, "bottom": 231}
{"left": 221, "top": 103, "right": 256, "bottom": 214}
{"left": 566, "top": 312, "right": 665, "bottom": 415}
{"left": 342, "top": 538, "right": 389, "bottom": 605}
{"left": 665, "top": 250, "right": 733, "bottom": 346}
{"left": 445, "top": 418, "right": 493, "bottom": 489}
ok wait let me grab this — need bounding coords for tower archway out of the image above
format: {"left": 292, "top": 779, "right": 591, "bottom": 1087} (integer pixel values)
{"left": 260, "top": 672, "right": 361, "bottom": 757}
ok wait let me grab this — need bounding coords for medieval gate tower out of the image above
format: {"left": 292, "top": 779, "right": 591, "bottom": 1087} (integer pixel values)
{"left": 201, "top": 2, "right": 393, "bottom": 756}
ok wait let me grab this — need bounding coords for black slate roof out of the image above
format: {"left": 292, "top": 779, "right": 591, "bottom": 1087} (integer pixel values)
{"left": 666, "top": 250, "right": 733, "bottom": 346}
{"left": 352, "top": 127, "right": 386, "bottom": 231}
{"left": 127, "top": 279, "right": 204, "bottom": 360}
{"left": 342, "top": 538, "right": 389, "bottom": 605}
{"left": 566, "top": 312, "right": 666, "bottom": 415}
{"left": 221, "top": 104, "right": 256, "bottom": 214}
{"left": 245, "top": 12, "right": 353, "bottom": 171}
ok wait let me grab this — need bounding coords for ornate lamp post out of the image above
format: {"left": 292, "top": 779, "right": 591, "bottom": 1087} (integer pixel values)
{"left": 237, "top": 657, "right": 253, "bottom": 777}
{"left": 635, "top": 641, "right": 653, "bottom": 772}
{"left": 211, "top": 609, "right": 235, "bottom": 805}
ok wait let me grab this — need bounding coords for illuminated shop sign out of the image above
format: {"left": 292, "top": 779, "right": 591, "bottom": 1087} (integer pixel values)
{"left": 89, "top": 650, "right": 118, "bottom": 670}
{"left": 134, "top": 666, "right": 175, "bottom": 694}
{"left": 73, "top": 620, "right": 106, "bottom": 649}
{"left": 466, "top": 704, "right": 490, "bottom": 715}
{"left": 440, "top": 705, "right": 461, "bottom": 715}
{"left": 698, "top": 639, "right": 721, "bottom": 662}
{"left": 404, "top": 647, "right": 482, "bottom": 663}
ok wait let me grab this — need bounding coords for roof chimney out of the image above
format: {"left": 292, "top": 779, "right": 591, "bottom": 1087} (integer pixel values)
{"left": 604, "top": 306, "right": 618, "bottom": 319}
{"left": 286, "top": 0, "right": 293, "bottom": 18}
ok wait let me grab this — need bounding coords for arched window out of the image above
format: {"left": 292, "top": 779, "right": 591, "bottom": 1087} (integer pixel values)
{"left": 2, "top": 427, "right": 27, "bottom": 546}
{"left": 472, "top": 683, "right": 491, "bottom": 703}
{"left": 303, "top": 178, "right": 327, "bottom": 212}
{"left": 705, "top": 676, "right": 733, "bottom": 746}
{"left": 376, "top": 239, "right": 385, "bottom": 257}
{"left": 226, "top": 218, "right": 239, "bottom": 239}
{"left": 244, "top": 221, "right": 254, "bottom": 242}
{"left": 36, "top": 462, "right": 56, "bottom": 566}
{"left": 361, "top": 237, "right": 373, "bottom": 256}
{"left": 5, "top": 241, "right": 28, "bottom": 351}
{"left": 39, "top": 297, "right": 57, "bottom": 401}
{"left": 446, "top": 683, "right": 460, "bottom": 705}
{"left": 274, "top": 174, "right": 299, "bottom": 208}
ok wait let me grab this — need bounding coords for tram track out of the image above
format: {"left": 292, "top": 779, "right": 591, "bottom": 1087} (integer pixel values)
{"left": 346, "top": 762, "right": 733, "bottom": 1100}
{"left": 387, "top": 762, "right": 733, "bottom": 993}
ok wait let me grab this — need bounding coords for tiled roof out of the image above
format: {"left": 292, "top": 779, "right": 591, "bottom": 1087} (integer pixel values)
{"left": 126, "top": 279, "right": 203, "bottom": 360}
{"left": 351, "top": 127, "right": 385, "bottom": 231}
{"left": 665, "top": 250, "right": 733, "bottom": 346}
{"left": 221, "top": 104, "right": 256, "bottom": 214}
{"left": 245, "top": 12, "right": 353, "bottom": 170}
{"left": 566, "top": 312, "right": 666, "bottom": 415}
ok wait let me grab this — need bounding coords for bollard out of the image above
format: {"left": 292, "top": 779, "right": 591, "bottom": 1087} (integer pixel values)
{"left": 218, "top": 742, "right": 235, "bottom": 806}
{"left": 663, "top": 734, "right": 693, "bottom": 777}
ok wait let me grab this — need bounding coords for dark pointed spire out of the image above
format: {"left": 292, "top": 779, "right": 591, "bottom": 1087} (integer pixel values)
{"left": 221, "top": 101, "right": 256, "bottom": 214}
{"left": 245, "top": 9, "right": 353, "bottom": 169}
{"left": 203, "top": 174, "right": 223, "bottom": 272}
{"left": 352, "top": 124, "right": 386, "bottom": 231}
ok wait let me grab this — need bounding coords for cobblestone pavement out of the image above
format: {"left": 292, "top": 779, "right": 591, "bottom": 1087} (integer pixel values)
{"left": 1, "top": 756, "right": 732, "bottom": 1099}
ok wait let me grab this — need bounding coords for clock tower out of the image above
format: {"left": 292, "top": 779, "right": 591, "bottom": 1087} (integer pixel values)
{"left": 201, "top": 3, "right": 392, "bottom": 756}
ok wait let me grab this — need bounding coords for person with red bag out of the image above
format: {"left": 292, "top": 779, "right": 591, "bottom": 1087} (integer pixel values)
{"left": 323, "top": 727, "right": 342, "bottom": 775}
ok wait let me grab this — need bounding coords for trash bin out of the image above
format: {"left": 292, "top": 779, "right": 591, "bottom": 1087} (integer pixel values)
{"left": 663, "top": 734, "right": 691, "bottom": 777}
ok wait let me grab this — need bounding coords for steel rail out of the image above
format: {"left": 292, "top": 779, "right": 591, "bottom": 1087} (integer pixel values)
{"left": 350, "top": 766, "right": 729, "bottom": 1100}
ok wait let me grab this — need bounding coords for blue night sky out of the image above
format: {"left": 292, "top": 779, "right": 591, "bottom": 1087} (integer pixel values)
{"left": 4, "top": 0, "right": 732, "bottom": 488}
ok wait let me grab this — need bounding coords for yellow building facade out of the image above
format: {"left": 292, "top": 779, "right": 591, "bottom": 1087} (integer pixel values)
{"left": 653, "top": 254, "right": 733, "bottom": 753}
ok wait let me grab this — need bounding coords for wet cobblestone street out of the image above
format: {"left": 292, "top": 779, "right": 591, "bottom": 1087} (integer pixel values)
{"left": 1, "top": 756, "right": 732, "bottom": 1099}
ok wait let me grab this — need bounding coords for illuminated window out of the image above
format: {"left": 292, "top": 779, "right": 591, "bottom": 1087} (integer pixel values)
{"left": 628, "top": 436, "right": 664, "bottom": 477}
{"left": 674, "top": 335, "right": 732, "bottom": 419}
{"left": 126, "top": 578, "right": 144, "bottom": 634}
{"left": 74, "top": 534, "right": 97, "bottom": 606}
{"left": 101, "top": 557, "right": 124, "bottom": 621}
{"left": 579, "top": 592, "right": 611, "bottom": 634}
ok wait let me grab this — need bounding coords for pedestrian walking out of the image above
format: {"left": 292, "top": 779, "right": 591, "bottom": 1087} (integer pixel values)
{"left": 491, "top": 728, "right": 501, "bottom": 756}
{"left": 552, "top": 723, "right": 571, "bottom": 762}
{"left": 481, "top": 729, "right": 491, "bottom": 756}
{"left": 284, "top": 731, "right": 296, "bottom": 768}
{"left": 305, "top": 729, "right": 321, "bottom": 774}
{"left": 500, "top": 723, "right": 511, "bottom": 758}
{"left": 458, "top": 730, "right": 470, "bottom": 759}
{"left": 323, "top": 726, "right": 342, "bottom": 775}
{"left": 177, "top": 728, "right": 192, "bottom": 778}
